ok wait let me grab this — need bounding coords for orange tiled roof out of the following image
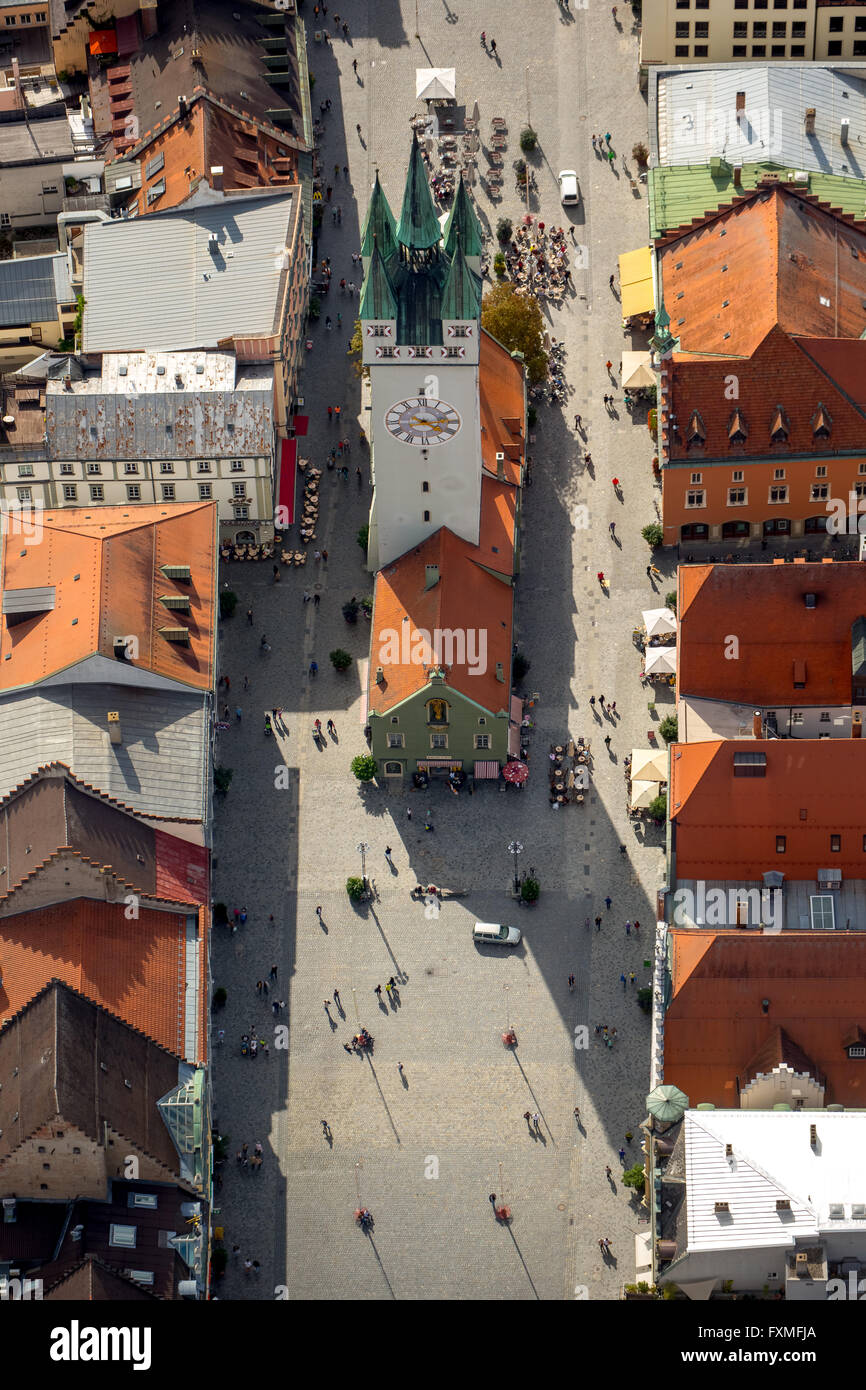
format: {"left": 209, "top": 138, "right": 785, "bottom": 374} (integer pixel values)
{"left": 0, "top": 503, "right": 216, "bottom": 693}
{"left": 369, "top": 525, "right": 514, "bottom": 716}
{"left": 670, "top": 739, "right": 866, "bottom": 879}
{"left": 479, "top": 328, "right": 525, "bottom": 485}
{"left": 663, "top": 325, "right": 866, "bottom": 461}
{"left": 0, "top": 899, "right": 198, "bottom": 1059}
{"left": 678, "top": 561, "right": 866, "bottom": 705}
{"left": 664, "top": 929, "right": 866, "bottom": 1107}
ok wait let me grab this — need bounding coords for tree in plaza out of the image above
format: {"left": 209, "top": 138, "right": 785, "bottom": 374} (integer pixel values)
{"left": 481, "top": 284, "right": 549, "bottom": 384}
{"left": 351, "top": 753, "right": 377, "bottom": 782}
{"left": 622, "top": 1163, "right": 646, "bottom": 1191}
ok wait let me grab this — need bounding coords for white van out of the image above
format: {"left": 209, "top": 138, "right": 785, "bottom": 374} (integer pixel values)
{"left": 473, "top": 922, "right": 522, "bottom": 946}
{"left": 558, "top": 169, "right": 580, "bottom": 205}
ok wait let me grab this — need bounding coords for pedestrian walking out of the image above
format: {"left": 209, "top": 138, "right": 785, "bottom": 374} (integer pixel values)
{"left": 584, "top": 452, "right": 592, "bottom": 466}
{"left": 598, "top": 1238, "right": 606, "bottom": 1254}
{"left": 270, "top": 965, "right": 278, "bottom": 980}
{"left": 235, "top": 706, "right": 242, "bottom": 722}
{"left": 240, "top": 908, "right": 247, "bottom": 925}
{"left": 618, "top": 1147, "right": 626, "bottom": 1162}
{"left": 388, "top": 977, "right": 397, "bottom": 990}
{"left": 589, "top": 695, "right": 596, "bottom": 708}
{"left": 625, "top": 920, "right": 631, "bottom": 935}
{"left": 574, "top": 1106, "right": 580, "bottom": 1119}
{"left": 244, "top": 1258, "right": 253, "bottom": 1274}
{"left": 480, "top": 30, "right": 486, "bottom": 46}
{"left": 604, "top": 734, "right": 611, "bottom": 749}
{"left": 398, "top": 1062, "right": 404, "bottom": 1074}
{"left": 605, "top": 896, "right": 612, "bottom": 910}
{"left": 609, "top": 274, "right": 615, "bottom": 290}
{"left": 246, "top": 608, "right": 253, "bottom": 625}
{"left": 606, "top": 359, "right": 613, "bottom": 373}
{"left": 488, "top": 1192, "right": 497, "bottom": 1207}
{"left": 356, "top": 122, "right": 361, "bottom": 136}
{"left": 374, "top": 984, "right": 383, "bottom": 998}
{"left": 384, "top": 845, "right": 393, "bottom": 863}
{"left": 533, "top": 1112, "right": 541, "bottom": 1133}
{"left": 343, "top": 1042, "right": 352, "bottom": 1053}
{"left": 595, "top": 915, "right": 602, "bottom": 931}
{"left": 406, "top": 807, "right": 412, "bottom": 820}
{"left": 606, "top": 1165, "right": 612, "bottom": 1178}
{"left": 321, "top": 1119, "right": 332, "bottom": 1137}
{"left": 256, "top": 980, "right": 263, "bottom": 995}
{"left": 609, "top": 520, "right": 615, "bottom": 536}
{"left": 633, "top": 920, "right": 640, "bottom": 934}
{"left": 490, "top": 38, "right": 497, "bottom": 53}
{"left": 629, "top": 972, "right": 636, "bottom": 987}
{"left": 325, "top": 315, "right": 332, "bottom": 330}
{"left": 599, "top": 694, "right": 605, "bottom": 707}
{"left": 321, "top": 548, "right": 328, "bottom": 563}
{"left": 326, "top": 185, "right": 332, "bottom": 201}
{"left": 620, "top": 972, "right": 627, "bottom": 990}
{"left": 324, "top": 999, "right": 332, "bottom": 1013}
{"left": 352, "top": 58, "right": 357, "bottom": 72}
{"left": 385, "top": 982, "right": 392, "bottom": 996}
{"left": 316, "top": 905, "right": 323, "bottom": 921}
{"left": 243, "top": 674, "right": 250, "bottom": 691}
{"left": 605, "top": 132, "right": 612, "bottom": 146}
{"left": 568, "top": 973, "right": 575, "bottom": 990}
{"left": 611, "top": 701, "right": 617, "bottom": 715}
{"left": 619, "top": 843, "right": 627, "bottom": 855}
{"left": 574, "top": 413, "right": 582, "bottom": 429}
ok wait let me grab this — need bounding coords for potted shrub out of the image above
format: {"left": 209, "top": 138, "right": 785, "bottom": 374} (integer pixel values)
{"left": 659, "top": 714, "right": 678, "bottom": 742}
{"left": 519, "top": 127, "right": 538, "bottom": 153}
{"left": 494, "top": 251, "right": 507, "bottom": 279}
{"left": 356, "top": 524, "right": 369, "bottom": 553}
{"left": 521, "top": 875, "right": 540, "bottom": 904}
{"left": 212, "top": 986, "right": 227, "bottom": 1008}
{"left": 665, "top": 591, "right": 677, "bottom": 613}
{"left": 213, "top": 902, "right": 228, "bottom": 927}
{"left": 648, "top": 791, "right": 667, "bottom": 822}
{"left": 351, "top": 753, "right": 377, "bottom": 782}
{"left": 330, "top": 648, "right": 352, "bottom": 672}
{"left": 641, "top": 522, "right": 664, "bottom": 548}
{"left": 346, "top": 875, "right": 366, "bottom": 901}
{"left": 308, "top": 295, "right": 322, "bottom": 321}
{"left": 360, "top": 594, "right": 374, "bottom": 619}
{"left": 496, "top": 216, "right": 513, "bottom": 243}
{"left": 632, "top": 141, "right": 649, "bottom": 167}
{"left": 512, "top": 650, "right": 531, "bottom": 684}
{"left": 622, "top": 1163, "right": 645, "bottom": 1190}
{"left": 647, "top": 700, "right": 656, "bottom": 714}
{"left": 219, "top": 589, "right": 238, "bottom": 620}
{"left": 214, "top": 766, "right": 233, "bottom": 794}
{"left": 342, "top": 598, "right": 359, "bottom": 623}
{"left": 637, "top": 986, "right": 653, "bottom": 1013}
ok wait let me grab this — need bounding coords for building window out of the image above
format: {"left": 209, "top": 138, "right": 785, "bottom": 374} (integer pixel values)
{"left": 690, "top": 472, "right": 702, "bottom": 485}
{"left": 17, "top": 464, "right": 33, "bottom": 477}
{"left": 695, "top": 21, "right": 708, "bottom": 36}
{"left": 857, "top": 15, "right": 866, "bottom": 30}
{"left": 850, "top": 1047, "right": 866, "bottom": 1058}
{"left": 198, "top": 483, "right": 212, "bottom": 499}
{"left": 230, "top": 460, "right": 245, "bottom": 472}
{"left": 383, "top": 761, "right": 403, "bottom": 776}
{"left": 854, "top": 40, "right": 866, "bottom": 54}
{"left": 63, "top": 484, "right": 77, "bottom": 501}
{"left": 828, "top": 39, "right": 843, "bottom": 54}
{"left": 16, "top": 487, "right": 31, "bottom": 503}
{"left": 753, "top": 21, "right": 767, "bottom": 34}
{"left": 694, "top": 44, "right": 708, "bottom": 53}
{"left": 146, "top": 178, "right": 166, "bottom": 205}
{"left": 85, "top": 463, "right": 100, "bottom": 475}
{"left": 831, "top": 834, "right": 841, "bottom": 852}
{"left": 127, "top": 484, "right": 141, "bottom": 501}
{"left": 733, "top": 21, "right": 747, "bottom": 36}
{"left": 776, "top": 836, "right": 786, "bottom": 853}
{"left": 233, "top": 505, "right": 249, "bottom": 519}
{"left": 431, "top": 733, "right": 448, "bottom": 749}
{"left": 728, "top": 488, "right": 747, "bottom": 505}
{"left": 686, "top": 489, "right": 706, "bottom": 508}
{"left": 90, "top": 485, "right": 104, "bottom": 501}
{"left": 422, "top": 480, "right": 429, "bottom": 492}
{"left": 124, "top": 463, "right": 139, "bottom": 475}
{"left": 774, "top": 467, "right": 785, "bottom": 480}
{"left": 829, "top": 15, "right": 844, "bottom": 31}
{"left": 855, "top": 483, "right": 866, "bottom": 499}
{"left": 451, "top": 325, "right": 469, "bottom": 337}
{"left": 732, "top": 470, "right": 744, "bottom": 482}
{"left": 770, "top": 43, "right": 785, "bottom": 54}
{"left": 772, "top": 20, "right": 786, "bottom": 35}
{"left": 732, "top": 44, "right": 747, "bottom": 55}
{"left": 145, "top": 152, "right": 165, "bottom": 179}
{"left": 811, "top": 484, "right": 829, "bottom": 501}
{"left": 474, "top": 734, "right": 491, "bottom": 749}
{"left": 751, "top": 43, "right": 766, "bottom": 53}
{"left": 232, "top": 482, "right": 246, "bottom": 499}
{"left": 423, "top": 509, "right": 431, "bottom": 522}
{"left": 816, "top": 465, "right": 827, "bottom": 478}
{"left": 160, "top": 461, "right": 174, "bottom": 474}
{"left": 197, "top": 460, "right": 212, "bottom": 473}
{"left": 791, "top": 20, "right": 805, "bottom": 35}
{"left": 380, "top": 346, "right": 396, "bottom": 358}
{"left": 443, "top": 347, "right": 463, "bottom": 359}
{"left": 387, "top": 733, "right": 405, "bottom": 748}
{"left": 128, "top": 1193, "right": 158, "bottom": 1209}
{"left": 161, "top": 484, "right": 175, "bottom": 500}
{"left": 59, "top": 462, "right": 74, "bottom": 475}
{"left": 0, "top": 214, "right": 9, "bottom": 227}
{"left": 769, "top": 486, "right": 788, "bottom": 503}
{"left": 675, "top": 44, "right": 689, "bottom": 55}
{"left": 109, "top": 1224, "right": 137, "bottom": 1249}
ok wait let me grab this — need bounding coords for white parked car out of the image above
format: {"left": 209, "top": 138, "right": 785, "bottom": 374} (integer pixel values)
{"left": 473, "top": 922, "right": 522, "bottom": 946}
{"left": 558, "top": 169, "right": 580, "bottom": 205}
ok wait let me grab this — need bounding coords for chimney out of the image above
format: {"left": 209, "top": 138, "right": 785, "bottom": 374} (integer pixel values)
{"left": 178, "top": 94, "right": 189, "bottom": 120}
{"left": 424, "top": 564, "right": 440, "bottom": 591}
{"left": 733, "top": 166, "right": 742, "bottom": 188}
{"left": 735, "top": 91, "right": 746, "bottom": 122}
{"left": 495, "top": 450, "right": 506, "bottom": 480}
{"left": 63, "top": 376, "right": 72, "bottom": 392}
{"left": 375, "top": 666, "right": 384, "bottom": 684}
{"left": 210, "top": 165, "right": 224, "bottom": 191}
{"left": 841, "top": 118, "right": 850, "bottom": 146}
{"left": 752, "top": 710, "right": 762, "bottom": 739}
{"left": 107, "top": 712, "right": 122, "bottom": 746}
{"left": 805, "top": 108, "right": 816, "bottom": 135}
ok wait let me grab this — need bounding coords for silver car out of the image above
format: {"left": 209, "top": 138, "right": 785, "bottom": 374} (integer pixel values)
{"left": 473, "top": 922, "right": 522, "bottom": 946}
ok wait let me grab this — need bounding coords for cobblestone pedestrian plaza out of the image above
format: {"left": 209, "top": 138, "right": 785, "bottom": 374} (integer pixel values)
{"left": 213, "top": 0, "right": 666, "bottom": 1300}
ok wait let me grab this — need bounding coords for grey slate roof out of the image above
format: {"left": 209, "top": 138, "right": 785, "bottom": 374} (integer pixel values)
{"left": 46, "top": 388, "right": 273, "bottom": 460}
{"left": 0, "top": 114, "right": 73, "bottom": 165}
{"left": 658, "top": 64, "right": 866, "bottom": 173}
{"left": 0, "top": 686, "right": 210, "bottom": 823}
{"left": 0, "top": 253, "right": 72, "bottom": 329}
{"left": 82, "top": 191, "right": 297, "bottom": 352}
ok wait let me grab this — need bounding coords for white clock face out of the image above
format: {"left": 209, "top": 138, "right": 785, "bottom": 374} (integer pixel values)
{"left": 384, "top": 397, "right": 461, "bottom": 447}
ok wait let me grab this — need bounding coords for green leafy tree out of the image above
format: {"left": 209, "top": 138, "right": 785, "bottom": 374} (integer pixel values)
{"left": 214, "top": 766, "right": 233, "bottom": 794}
{"left": 347, "top": 318, "right": 368, "bottom": 378}
{"left": 346, "top": 876, "right": 366, "bottom": 901}
{"left": 521, "top": 875, "right": 540, "bottom": 903}
{"left": 357, "top": 524, "right": 369, "bottom": 553}
{"left": 622, "top": 1163, "right": 646, "bottom": 1190}
{"left": 219, "top": 589, "right": 238, "bottom": 619}
{"left": 330, "top": 648, "right": 352, "bottom": 671}
{"left": 659, "top": 715, "right": 678, "bottom": 742}
{"left": 351, "top": 753, "right": 377, "bottom": 782}
{"left": 519, "top": 127, "right": 538, "bottom": 153}
{"left": 648, "top": 792, "right": 667, "bottom": 821}
{"left": 642, "top": 522, "right": 663, "bottom": 547}
{"left": 481, "top": 284, "right": 548, "bottom": 384}
{"left": 665, "top": 591, "right": 677, "bottom": 612}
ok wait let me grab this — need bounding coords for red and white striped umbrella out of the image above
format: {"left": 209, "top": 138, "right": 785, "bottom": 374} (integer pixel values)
{"left": 502, "top": 760, "right": 529, "bottom": 784}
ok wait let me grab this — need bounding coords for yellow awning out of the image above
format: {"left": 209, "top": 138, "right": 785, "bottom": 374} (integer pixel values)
{"left": 618, "top": 245, "right": 654, "bottom": 319}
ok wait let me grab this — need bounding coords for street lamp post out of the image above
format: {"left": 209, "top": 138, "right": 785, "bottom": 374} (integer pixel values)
{"left": 507, "top": 839, "right": 524, "bottom": 895}
{"left": 357, "top": 841, "right": 370, "bottom": 885}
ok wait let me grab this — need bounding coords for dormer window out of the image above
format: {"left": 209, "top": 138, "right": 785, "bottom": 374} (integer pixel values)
{"left": 770, "top": 407, "right": 789, "bottom": 443}
{"left": 728, "top": 409, "right": 748, "bottom": 443}
{"left": 686, "top": 411, "right": 706, "bottom": 447}
{"left": 811, "top": 405, "right": 831, "bottom": 439}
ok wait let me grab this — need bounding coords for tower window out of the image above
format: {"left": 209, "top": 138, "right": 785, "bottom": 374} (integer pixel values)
{"left": 423, "top": 510, "right": 431, "bottom": 522}
{"left": 422, "top": 481, "right": 429, "bottom": 492}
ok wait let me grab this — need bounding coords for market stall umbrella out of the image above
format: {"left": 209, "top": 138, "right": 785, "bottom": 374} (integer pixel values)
{"left": 642, "top": 607, "right": 677, "bottom": 638}
{"left": 646, "top": 1084, "right": 690, "bottom": 1124}
{"left": 416, "top": 67, "right": 457, "bottom": 101}
{"left": 630, "top": 779, "right": 659, "bottom": 810}
{"left": 471, "top": 99, "right": 480, "bottom": 127}
{"left": 645, "top": 644, "right": 678, "bottom": 676}
{"left": 502, "top": 760, "right": 529, "bottom": 784}
{"left": 631, "top": 747, "right": 667, "bottom": 782}
{"left": 622, "top": 350, "right": 657, "bottom": 391}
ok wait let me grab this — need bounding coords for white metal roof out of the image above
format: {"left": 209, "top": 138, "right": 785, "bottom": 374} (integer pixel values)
{"left": 658, "top": 64, "right": 866, "bottom": 173}
{"left": 684, "top": 1109, "right": 866, "bottom": 1252}
{"left": 82, "top": 191, "right": 296, "bottom": 353}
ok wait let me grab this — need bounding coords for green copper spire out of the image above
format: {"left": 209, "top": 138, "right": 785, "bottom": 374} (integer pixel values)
{"left": 651, "top": 294, "right": 673, "bottom": 353}
{"left": 360, "top": 169, "right": 397, "bottom": 263}
{"left": 440, "top": 236, "right": 481, "bottom": 321}
{"left": 443, "top": 173, "right": 482, "bottom": 261}
{"left": 359, "top": 238, "right": 398, "bottom": 321}
{"left": 396, "top": 132, "right": 442, "bottom": 252}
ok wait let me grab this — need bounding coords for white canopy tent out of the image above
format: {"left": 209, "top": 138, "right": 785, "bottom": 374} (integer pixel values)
{"left": 621, "top": 350, "right": 657, "bottom": 390}
{"left": 645, "top": 645, "right": 678, "bottom": 675}
{"left": 416, "top": 68, "right": 457, "bottom": 101}
{"left": 630, "top": 779, "right": 660, "bottom": 810}
{"left": 631, "top": 748, "right": 668, "bottom": 782}
{"left": 641, "top": 607, "right": 677, "bottom": 638}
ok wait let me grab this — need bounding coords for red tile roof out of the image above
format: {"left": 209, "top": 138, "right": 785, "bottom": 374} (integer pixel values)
{"left": 479, "top": 329, "right": 525, "bottom": 485}
{"left": 664, "top": 929, "right": 866, "bottom": 1108}
{"left": 670, "top": 739, "right": 866, "bottom": 879}
{"left": 0, "top": 503, "right": 217, "bottom": 694}
{"left": 678, "top": 561, "right": 866, "bottom": 705}
{"left": 0, "top": 899, "right": 202, "bottom": 1060}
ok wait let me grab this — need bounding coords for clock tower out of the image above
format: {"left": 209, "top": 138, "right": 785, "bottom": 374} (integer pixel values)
{"left": 360, "top": 142, "right": 484, "bottom": 571}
